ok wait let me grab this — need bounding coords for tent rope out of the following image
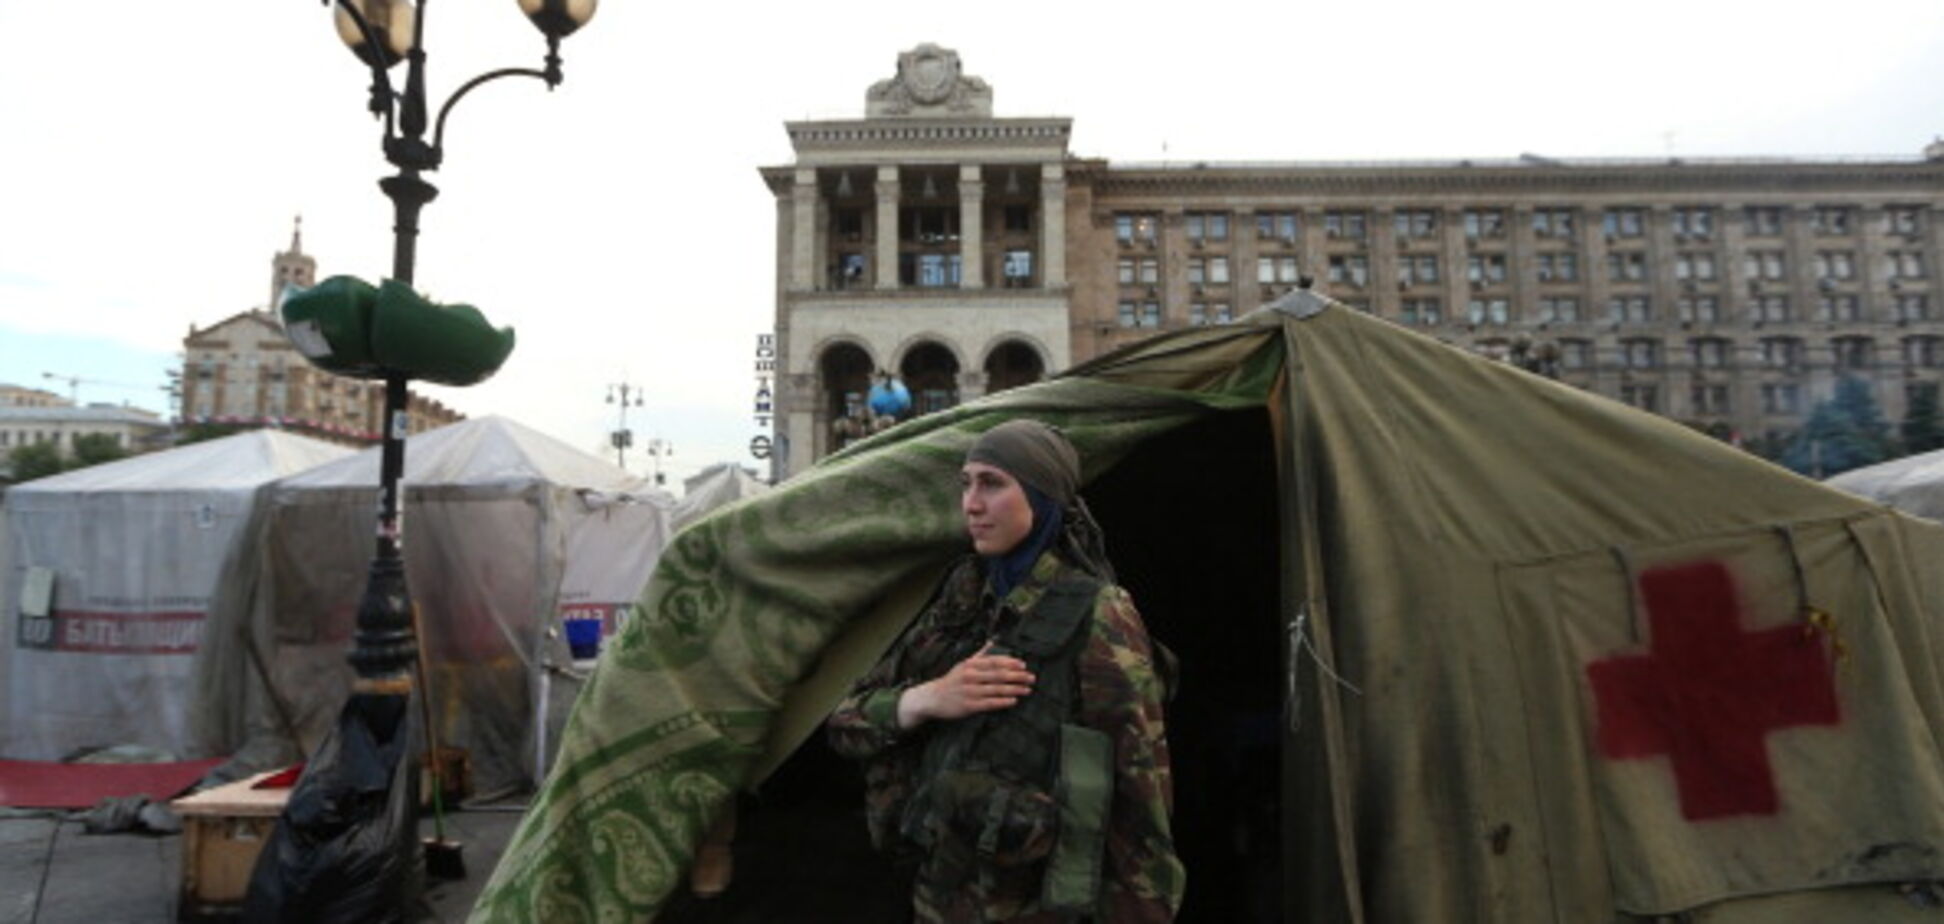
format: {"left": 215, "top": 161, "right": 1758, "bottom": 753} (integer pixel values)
{"left": 1287, "top": 603, "right": 1362, "bottom": 734}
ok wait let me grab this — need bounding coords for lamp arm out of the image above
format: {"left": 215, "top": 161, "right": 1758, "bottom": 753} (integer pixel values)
{"left": 431, "top": 67, "right": 550, "bottom": 155}
{"left": 328, "top": 0, "right": 401, "bottom": 125}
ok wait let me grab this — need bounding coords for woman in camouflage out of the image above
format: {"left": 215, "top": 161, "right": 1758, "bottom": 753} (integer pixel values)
{"left": 827, "top": 419, "right": 1185, "bottom": 923}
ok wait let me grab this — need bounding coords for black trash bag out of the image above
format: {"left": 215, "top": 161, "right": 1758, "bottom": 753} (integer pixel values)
{"left": 243, "top": 693, "right": 420, "bottom": 923}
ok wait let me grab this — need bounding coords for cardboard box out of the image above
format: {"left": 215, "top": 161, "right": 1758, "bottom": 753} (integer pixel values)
{"left": 170, "top": 769, "right": 290, "bottom": 918}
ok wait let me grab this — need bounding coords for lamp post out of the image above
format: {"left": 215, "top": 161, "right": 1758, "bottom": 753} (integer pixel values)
{"left": 606, "top": 380, "right": 643, "bottom": 470}
{"left": 323, "top": 0, "right": 597, "bottom": 685}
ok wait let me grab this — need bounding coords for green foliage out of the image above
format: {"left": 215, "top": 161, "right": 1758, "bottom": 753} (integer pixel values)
{"left": 1783, "top": 376, "right": 1895, "bottom": 477}
{"left": 1903, "top": 384, "right": 1944, "bottom": 455}
{"left": 70, "top": 433, "right": 127, "bottom": 467}
{"left": 176, "top": 423, "right": 244, "bottom": 445}
{"left": 7, "top": 442, "right": 66, "bottom": 482}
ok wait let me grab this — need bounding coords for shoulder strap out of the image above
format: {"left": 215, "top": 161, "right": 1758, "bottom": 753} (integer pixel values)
{"left": 1002, "top": 577, "right": 1102, "bottom": 658}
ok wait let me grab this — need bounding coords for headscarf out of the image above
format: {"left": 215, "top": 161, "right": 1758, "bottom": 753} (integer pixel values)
{"left": 965, "top": 420, "right": 1116, "bottom": 593}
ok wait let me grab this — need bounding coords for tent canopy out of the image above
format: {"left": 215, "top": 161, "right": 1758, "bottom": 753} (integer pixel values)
{"left": 1827, "top": 447, "right": 1944, "bottom": 520}
{"left": 3, "top": 431, "right": 351, "bottom": 761}
{"left": 472, "top": 298, "right": 1944, "bottom": 923}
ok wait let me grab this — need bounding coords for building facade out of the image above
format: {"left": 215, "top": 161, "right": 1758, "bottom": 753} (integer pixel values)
{"left": 0, "top": 404, "right": 169, "bottom": 475}
{"left": 177, "top": 222, "right": 464, "bottom": 446}
{"left": 764, "top": 45, "right": 1944, "bottom": 478}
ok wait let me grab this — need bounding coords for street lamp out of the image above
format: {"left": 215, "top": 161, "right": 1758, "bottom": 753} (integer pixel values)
{"left": 606, "top": 381, "right": 644, "bottom": 470}
{"left": 323, "top": 0, "right": 597, "bottom": 685}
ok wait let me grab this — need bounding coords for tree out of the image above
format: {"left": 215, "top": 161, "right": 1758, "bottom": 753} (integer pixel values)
{"left": 70, "top": 433, "right": 127, "bottom": 468}
{"left": 7, "top": 442, "right": 66, "bottom": 482}
{"left": 1783, "top": 375, "right": 1895, "bottom": 477}
{"left": 1903, "top": 384, "right": 1944, "bottom": 455}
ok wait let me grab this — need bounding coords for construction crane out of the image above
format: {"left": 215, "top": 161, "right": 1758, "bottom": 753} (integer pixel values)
{"left": 41, "top": 371, "right": 163, "bottom": 406}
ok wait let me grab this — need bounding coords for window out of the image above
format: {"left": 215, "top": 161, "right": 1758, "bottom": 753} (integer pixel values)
{"left": 1833, "top": 336, "right": 1874, "bottom": 370}
{"left": 1603, "top": 208, "right": 1646, "bottom": 239}
{"left": 1810, "top": 206, "right": 1853, "bottom": 236}
{"left": 1887, "top": 206, "right": 1924, "bottom": 237}
{"left": 1690, "top": 338, "right": 1730, "bottom": 368}
{"left": 1887, "top": 251, "right": 1928, "bottom": 280}
{"left": 1744, "top": 251, "right": 1787, "bottom": 280}
{"left": 1536, "top": 252, "right": 1579, "bottom": 282}
{"left": 1324, "top": 211, "right": 1367, "bottom": 240}
{"left": 1620, "top": 384, "right": 1660, "bottom": 412}
{"left": 832, "top": 208, "right": 864, "bottom": 239}
{"left": 1400, "top": 298, "right": 1443, "bottom": 326}
{"left": 1813, "top": 251, "right": 1856, "bottom": 280}
{"left": 1117, "top": 300, "right": 1160, "bottom": 328}
{"left": 1910, "top": 382, "right": 1941, "bottom": 410}
{"left": 833, "top": 252, "right": 869, "bottom": 288}
{"left": 1559, "top": 339, "right": 1594, "bottom": 370}
{"left": 1208, "top": 257, "right": 1230, "bottom": 285}
{"left": 1532, "top": 208, "right": 1576, "bottom": 238}
{"left": 1002, "top": 250, "right": 1033, "bottom": 287}
{"left": 1467, "top": 254, "right": 1508, "bottom": 285}
{"left": 903, "top": 207, "right": 960, "bottom": 243}
{"left": 1114, "top": 212, "right": 1159, "bottom": 245}
{"left": 1397, "top": 255, "right": 1440, "bottom": 286}
{"left": 1538, "top": 296, "right": 1582, "bottom": 322}
{"left": 903, "top": 253, "right": 962, "bottom": 288}
{"left": 1255, "top": 212, "right": 1297, "bottom": 243}
{"left": 1394, "top": 209, "right": 1438, "bottom": 239}
{"left": 1003, "top": 205, "right": 1032, "bottom": 233}
{"left": 1761, "top": 337, "right": 1805, "bottom": 369}
{"left": 1753, "top": 295, "right": 1792, "bottom": 322}
{"left": 1187, "top": 258, "right": 1207, "bottom": 286}
{"left": 1258, "top": 256, "right": 1301, "bottom": 284}
{"left": 1897, "top": 295, "right": 1932, "bottom": 322}
{"left": 1691, "top": 384, "right": 1731, "bottom": 415}
{"left": 1463, "top": 209, "right": 1506, "bottom": 239}
{"left": 1327, "top": 255, "right": 1369, "bottom": 287}
{"left": 1620, "top": 338, "right": 1661, "bottom": 369}
{"left": 1817, "top": 295, "right": 1861, "bottom": 322}
{"left": 1187, "top": 211, "right": 1230, "bottom": 243}
{"left": 1608, "top": 295, "right": 1653, "bottom": 322}
{"left": 1672, "top": 207, "right": 1715, "bottom": 238}
{"left": 1117, "top": 258, "right": 1135, "bottom": 285}
{"left": 1212, "top": 302, "right": 1233, "bottom": 324}
{"left": 1905, "top": 336, "right": 1943, "bottom": 369}
{"left": 0, "top": 432, "right": 8, "bottom": 447}
{"left": 1744, "top": 206, "right": 1785, "bottom": 237}
{"left": 1675, "top": 252, "right": 1716, "bottom": 281}
{"left": 1466, "top": 298, "right": 1510, "bottom": 325}
{"left": 1761, "top": 383, "right": 1802, "bottom": 415}
{"left": 1607, "top": 252, "right": 1648, "bottom": 282}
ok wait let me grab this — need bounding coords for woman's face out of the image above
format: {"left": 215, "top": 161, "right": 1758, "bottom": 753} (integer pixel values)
{"left": 960, "top": 461, "right": 1034, "bottom": 555}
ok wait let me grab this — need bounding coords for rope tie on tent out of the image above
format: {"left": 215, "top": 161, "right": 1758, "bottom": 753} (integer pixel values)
{"left": 1286, "top": 602, "right": 1361, "bottom": 734}
{"left": 1775, "top": 524, "right": 1849, "bottom": 673}
{"left": 1609, "top": 546, "right": 1645, "bottom": 644}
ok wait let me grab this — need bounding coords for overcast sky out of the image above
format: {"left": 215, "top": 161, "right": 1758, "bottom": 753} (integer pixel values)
{"left": 3, "top": 0, "right": 1941, "bottom": 487}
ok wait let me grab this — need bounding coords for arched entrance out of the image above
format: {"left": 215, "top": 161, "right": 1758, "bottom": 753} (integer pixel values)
{"left": 819, "top": 342, "right": 875, "bottom": 452}
{"left": 983, "top": 339, "right": 1045, "bottom": 395}
{"left": 899, "top": 341, "right": 960, "bottom": 416}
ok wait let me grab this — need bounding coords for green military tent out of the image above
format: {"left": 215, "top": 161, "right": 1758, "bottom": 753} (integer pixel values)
{"left": 473, "top": 294, "right": 1944, "bottom": 923}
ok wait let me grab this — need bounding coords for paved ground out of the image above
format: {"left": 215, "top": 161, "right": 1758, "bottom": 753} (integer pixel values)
{"left": 0, "top": 804, "right": 523, "bottom": 923}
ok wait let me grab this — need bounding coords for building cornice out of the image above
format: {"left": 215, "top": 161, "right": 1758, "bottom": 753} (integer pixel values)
{"left": 1073, "top": 160, "right": 1944, "bottom": 199}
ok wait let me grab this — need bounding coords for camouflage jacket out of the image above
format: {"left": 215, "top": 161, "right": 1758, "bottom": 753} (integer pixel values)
{"left": 827, "top": 551, "right": 1185, "bottom": 923}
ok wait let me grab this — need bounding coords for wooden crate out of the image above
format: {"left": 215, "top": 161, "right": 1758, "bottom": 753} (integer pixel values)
{"left": 171, "top": 769, "right": 290, "bottom": 918}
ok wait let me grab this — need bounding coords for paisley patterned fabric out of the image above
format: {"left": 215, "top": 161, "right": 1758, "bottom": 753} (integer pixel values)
{"left": 469, "top": 326, "right": 1276, "bottom": 922}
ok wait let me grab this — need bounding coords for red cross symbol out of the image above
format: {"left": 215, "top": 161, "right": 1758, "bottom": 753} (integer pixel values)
{"left": 1586, "top": 561, "right": 1840, "bottom": 821}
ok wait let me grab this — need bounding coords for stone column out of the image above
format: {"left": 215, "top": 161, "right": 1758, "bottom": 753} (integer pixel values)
{"left": 1371, "top": 207, "right": 1398, "bottom": 319}
{"left": 791, "top": 169, "right": 818, "bottom": 291}
{"left": 1648, "top": 205, "right": 1678, "bottom": 328}
{"left": 1040, "top": 163, "right": 1067, "bottom": 288}
{"left": 959, "top": 164, "right": 985, "bottom": 289}
{"left": 875, "top": 166, "right": 901, "bottom": 291}
{"left": 1786, "top": 205, "right": 1818, "bottom": 326}
{"left": 1510, "top": 205, "right": 1536, "bottom": 324}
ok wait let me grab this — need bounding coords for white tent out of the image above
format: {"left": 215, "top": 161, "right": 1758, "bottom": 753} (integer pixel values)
{"left": 1, "top": 430, "right": 351, "bottom": 760}
{"left": 671, "top": 462, "right": 771, "bottom": 532}
{"left": 199, "top": 416, "right": 676, "bottom": 797}
{"left": 1827, "top": 449, "right": 1944, "bottom": 520}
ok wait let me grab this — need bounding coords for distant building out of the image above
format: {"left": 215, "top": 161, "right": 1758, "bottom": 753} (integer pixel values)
{"left": 761, "top": 44, "right": 1944, "bottom": 478}
{"left": 0, "top": 385, "right": 68, "bottom": 409}
{"left": 0, "top": 403, "right": 169, "bottom": 466}
{"left": 177, "top": 220, "right": 464, "bottom": 446}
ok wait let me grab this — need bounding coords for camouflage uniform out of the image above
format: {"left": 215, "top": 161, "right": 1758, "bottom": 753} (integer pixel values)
{"left": 827, "top": 551, "right": 1185, "bottom": 923}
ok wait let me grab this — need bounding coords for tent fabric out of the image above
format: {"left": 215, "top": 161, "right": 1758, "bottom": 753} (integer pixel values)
{"left": 1, "top": 431, "right": 350, "bottom": 761}
{"left": 1827, "top": 447, "right": 1944, "bottom": 520}
{"left": 671, "top": 463, "right": 771, "bottom": 533}
{"left": 194, "top": 417, "right": 678, "bottom": 797}
{"left": 471, "top": 302, "right": 1944, "bottom": 922}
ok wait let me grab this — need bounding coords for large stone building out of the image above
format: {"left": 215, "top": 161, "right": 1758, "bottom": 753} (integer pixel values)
{"left": 0, "top": 400, "right": 169, "bottom": 475}
{"left": 762, "top": 44, "right": 1944, "bottom": 478}
{"left": 178, "top": 221, "right": 463, "bottom": 446}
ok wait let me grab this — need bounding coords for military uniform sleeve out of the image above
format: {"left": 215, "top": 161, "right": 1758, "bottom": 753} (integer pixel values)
{"left": 826, "top": 637, "right": 922, "bottom": 761}
{"left": 1078, "top": 586, "right": 1186, "bottom": 922}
